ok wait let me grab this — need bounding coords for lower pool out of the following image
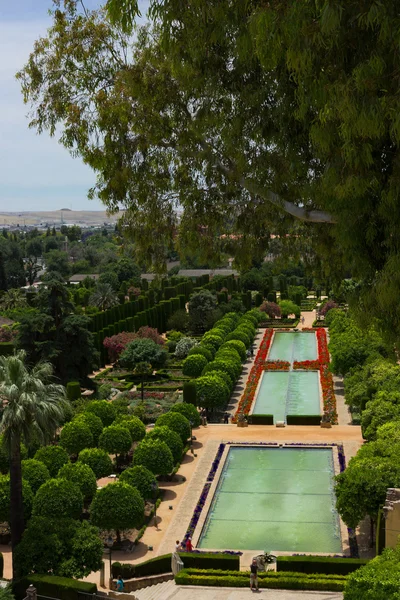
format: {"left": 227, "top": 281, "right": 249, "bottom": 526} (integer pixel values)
{"left": 253, "top": 370, "right": 320, "bottom": 421}
{"left": 198, "top": 447, "right": 342, "bottom": 553}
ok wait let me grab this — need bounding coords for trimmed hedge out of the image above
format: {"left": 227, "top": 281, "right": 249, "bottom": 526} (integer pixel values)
{"left": 286, "top": 415, "right": 321, "bottom": 425}
{"left": 13, "top": 574, "right": 97, "bottom": 600}
{"left": 276, "top": 556, "right": 369, "bottom": 575}
{"left": 112, "top": 552, "right": 240, "bottom": 579}
{"left": 66, "top": 381, "right": 80, "bottom": 401}
{"left": 248, "top": 414, "right": 274, "bottom": 425}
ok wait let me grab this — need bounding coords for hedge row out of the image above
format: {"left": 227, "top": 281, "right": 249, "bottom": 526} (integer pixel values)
{"left": 13, "top": 575, "right": 97, "bottom": 600}
{"left": 112, "top": 552, "right": 240, "bottom": 579}
{"left": 276, "top": 556, "right": 369, "bottom": 575}
{"left": 247, "top": 414, "right": 274, "bottom": 425}
{"left": 286, "top": 415, "right": 322, "bottom": 425}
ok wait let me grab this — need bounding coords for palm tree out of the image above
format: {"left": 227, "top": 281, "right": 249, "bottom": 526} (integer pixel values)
{"left": 0, "top": 351, "right": 69, "bottom": 578}
{"left": 0, "top": 289, "right": 27, "bottom": 311}
{"left": 89, "top": 282, "right": 119, "bottom": 311}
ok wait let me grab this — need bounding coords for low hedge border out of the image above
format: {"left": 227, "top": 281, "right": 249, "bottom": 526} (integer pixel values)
{"left": 276, "top": 556, "right": 369, "bottom": 575}
{"left": 13, "top": 575, "right": 97, "bottom": 600}
{"left": 286, "top": 414, "right": 321, "bottom": 425}
{"left": 247, "top": 414, "right": 274, "bottom": 425}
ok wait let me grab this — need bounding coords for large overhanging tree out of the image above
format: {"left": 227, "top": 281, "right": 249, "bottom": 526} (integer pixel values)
{"left": 17, "top": 0, "right": 400, "bottom": 339}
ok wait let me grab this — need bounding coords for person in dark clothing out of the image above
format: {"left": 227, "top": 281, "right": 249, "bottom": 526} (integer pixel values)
{"left": 223, "top": 412, "right": 230, "bottom": 424}
{"left": 250, "top": 559, "right": 258, "bottom": 591}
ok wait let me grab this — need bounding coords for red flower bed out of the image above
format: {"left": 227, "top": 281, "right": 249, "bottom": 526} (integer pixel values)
{"left": 293, "top": 360, "right": 320, "bottom": 370}
{"left": 232, "top": 329, "right": 273, "bottom": 421}
{"left": 264, "top": 360, "right": 290, "bottom": 371}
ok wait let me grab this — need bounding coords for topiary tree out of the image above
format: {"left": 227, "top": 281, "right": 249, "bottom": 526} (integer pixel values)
{"left": 85, "top": 400, "right": 116, "bottom": 427}
{"left": 202, "top": 359, "right": 238, "bottom": 382}
{"left": 0, "top": 475, "right": 34, "bottom": 525}
{"left": 73, "top": 412, "right": 103, "bottom": 445}
{"left": 98, "top": 425, "right": 132, "bottom": 456}
{"left": 225, "top": 330, "right": 250, "bottom": 347}
{"left": 170, "top": 403, "right": 201, "bottom": 427}
{"left": 187, "top": 345, "right": 213, "bottom": 362}
{"left": 78, "top": 448, "right": 114, "bottom": 479}
{"left": 196, "top": 374, "right": 230, "bottom": 409}
{"left": 90, "top": 482, "right": 144, "bottom": 542}
{"left": 133, "top": 439, "right": 174, "bottom": 475}
{"left": 115, "top": 415, "right": 146, "bottom": 442}
{"left": 182, "top": 354, "right": 208, "bottom": 377}
{"left": 174, "top": 337, "right": 198, "bottom": 359}
{"left": 133, "top": 361, "right": 153, "bottom": 402}
{"left": 21, "top": 459, "right": 50, "bottom": 494}
{"left": 33, "top": 478, "right": 83, "bottom": 520}
{"left": 66, "top": 381, "right": 81, "bottom": 402}
{"left": 119, "top": 465, "right": 157, "bottom": 500}
{"left": 155, "top": 412, "right": 191, "bottom": 444}
{"left": 201, "top": 333, "right": 224, "bottom": 350}
{"left": 119, "top": 338, "right": 167, "bottom": 370}
{"left": 147, "top": 426, "right": 183, "bottom": 464}
{"left": 220, "top": 339, "right": 247, "bottom": 361}
{"left": 34, "top": 445, "right": 70, "bottom": 478}
{"left": 59, "top": 420, "right": 94, "bottom": 456}
{"left": 57, "top": 462, "right": 97, "bottom": 504}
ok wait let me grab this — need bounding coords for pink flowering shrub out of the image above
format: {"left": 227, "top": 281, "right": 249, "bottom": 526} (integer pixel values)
{"left": 135, "top": 326, "right": 165, "bottom": 346}
{"left": 103, "top": 332, "right": 137, "bottom": 362}
{"left": 319, "top": 300, "right": 338, "bottom": 317}
{"left": 259, "top": 301, "right": 281, "bottom": 319}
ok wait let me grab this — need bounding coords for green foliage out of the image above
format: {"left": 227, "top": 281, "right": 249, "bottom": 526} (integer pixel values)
{"left": 170, "top": 402, "right": 201, "bottom": 427}
{"left": 78, "top": 448, "right": 114, "bottom": 478}
{"left": 60, "top": 420, "right": 94, "bottom": 456}
{"left": 220, "top": 339, "right": 246, "bottom": 361}
{"left": 0, "top": 475, "right": 33, "bottom": 524}
{"left": 188, "top": 290, "right": 218, "bottom": 333}
{"left": 196, "top": 374, "right": 230, "bottom": 409}
{"left": 119, "top": 465, "right": 157, "bottom": 500}
{"left": 21, "top": 459, "right": 50, "bottom": 494}
{"left": 90, "top": 482, "right": 144, "bottom": 532}
{"left": 85, "top": 399, "right": 116, "bottom": 427}
{"left": 279, "top": 299, "right": 300, "bottom": 318}
{"left": 201, "top": 333, "right": 224, "bottom": 350}
{"left": 277, "top": 556, "right": 368, "bottom": 575}
{"left": 115, "top": 415, "right": 146, "bottom": 442}
{"left": 154, "top": 412, "right": 191, "bottom": 443}
{"left": 183, "top": 380, "right": 197, "bottom": 405}
{"left": 202, "top": 359, "right": 237, "bottom": 383}
{"left": 66, "top": 382, "right": 81, "bottom": 401}
{"left": 344, "top": 545, "right": 400, "bottom": 600}
{"left": 133, "top": 439, "right": 174, "bottom": 475}
{"left": 147, "top": 425, "right": 183, "bottom": 464}
{"left": 119, "top": 338, "right": 167, "bottom": 369}
{"left": 73, "top": 413, "right": 104, "bottom": 445}
{"left": 34, "top": 445, "right": 69, "bottom": 478}
{"left": 188, "top": 345, "right": 213, "bottom": 362}
{"left": 182, "top": 354, "right": 208, "bottom": 377}
{"left": 98, "top": 424, "right": 132, "bottom": 455}
{"left": 361, "top": 392, "right": 400, "bottom": 441}
{"left": 175, "top": 337, "right": 198, "bottom": 359}
{"left": 57, "top": 462, "right": 97, "bottom": 503}
{"left": 33, "top": 478, "right": 83, "bottom": 520}
{"left": 225, "top": 330, "right": 250, "bottom": 348}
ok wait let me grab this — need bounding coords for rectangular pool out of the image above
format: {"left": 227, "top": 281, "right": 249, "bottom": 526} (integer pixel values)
{"left": 253, "top": 371, "right": 320, "bottom": 421}
{"left": 198, "top": 447, "right": 342, "bottom": 553}
{"left": 268, "top": 332, "right": 317, "bottom": 362}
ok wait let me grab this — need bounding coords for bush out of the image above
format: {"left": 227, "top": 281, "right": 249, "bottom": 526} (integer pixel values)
{"left": 319, "top": 300, "right": 338, "bottom": 317}
{"left": 260, "top": 301, "right": 281, "bottom": 319}
{"left": 155, "top": 412, "right": 191, "bottom": 443}
{"left": 182, "top": 354, "right": 208, "bottom": 377}
{"left": 0, "top": 475, "right": 34, "bottom": 524}
{"left": 202, "top": 359, "right": 237, "bottom": 383}
{"left": 225, "top": 330, "right": 250, "bottom": 347}
{"left": 57, "top": 462, "right": 97, "bottom": 503}
{"left": 98, "top": 383, "right": 113, "bottom": 400}
{"left": 66, "top": 382, "right": 81, "bottom": 401}
{"left": 59, "top": 420, "right": 94, "bottom": 456}
{"left": 247, "top": 414, "right": 274, "bottom": 425}
{"left": 34, "top": 446, "right": 69, "bottom": 478}
{"left": 276, "top": 556, "right": 369, "bottom": 575}
{"left": 21, "top": 459, "right": 50, "bottom": 494}
{"left": 90, "top": 482, "right": 144, "bottom": 532}
{"left": 201, "top": 343, "right": 216, "bottom": 359}
{"left": 78, "top": 448, "right": 114, "bottom": 478}
{"left": 119, "top": 338, "right": 167, "bottom": 369}
{"left": 133, "top": 439, "right": 174, "bottom": 475}
{"left": 286, "top": 415, "right": 321, "bottom": 425}
{"left": 343, "top": 547, "right": 399, "bottom": 600}
{"left": 215, "top": 347, "right": 242, "bottom": 366}
{"left": 220, "top": 339, "right": 247, "bottom": 361}
{"left": 33, "top": 478, "right": 83, "bottom": 520}
{"left": 196, "top": 374, "right": 230, "bottom": 409}
{"left": 99, "top": 424, "right": 132, "bottom": 455}
{"left": 201, "top": 333, "right": 224, "bottom": 350}
{"left": 115, "top": 415, "right": 146, "bottom": 442}
{"left": 135, "top": 326, "right": 165, "bottom": 345}
{"left": 85, "top": 399, "right": 116, "bottom": 426}
{"left": 170, "top": 403, "right": 201, "bottom": 427}
{"left": 279, "top": 299, "right": 301, "bottom": 318}
{"left": 13, "top": 574, "right": 97, "bottom": 600}
{"left": 188, "top": 345, "right": 213, "bottom": 362}
{"left": 73, "top": 413, "right": 103, "bottom": 445}
{"left": 147, "top": 426, "right": 183, "bottom": 464}
{"left": 175, "top": 337, "right": 198, "bottom": 359}
{"left": 119, "top": 465, "right": 157, "bottom": 500}
{"left": 183, "top": 380, "right": 197, "bottom": 405}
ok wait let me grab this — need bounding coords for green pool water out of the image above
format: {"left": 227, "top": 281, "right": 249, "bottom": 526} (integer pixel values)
{"left": 268, "top": 332, "right": 317, "bottom": 362}
{"left": 253, "top": 371, "right": 320, "bottom": 420}
{"left": 198, "top": 447, "right": 342, "bottom": 553}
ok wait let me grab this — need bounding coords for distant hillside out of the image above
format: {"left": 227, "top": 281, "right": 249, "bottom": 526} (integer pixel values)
{"left": 0, "top": 210, "right": 122, "bottom": 227}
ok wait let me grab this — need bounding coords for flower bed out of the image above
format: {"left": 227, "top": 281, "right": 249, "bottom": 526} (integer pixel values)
{"left": 232, "top": 329, "right": 273, "bottom": 421}
{"left": 293, "top": 360, "right": 320, "bottom": 370}
{"left": 264, "top": 360, "right": 290, "bottom": 371}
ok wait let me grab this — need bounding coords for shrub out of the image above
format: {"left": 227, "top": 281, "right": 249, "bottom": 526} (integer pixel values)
{"left": 78, "top": 448, "right": 114, "bottom": 478}
{"left": 260, "top": 301, "right": 281, "bottom": 318}
{"left": 201, "top": 333, "right": 224, "bottom": 350}
{"left": 201, "top": 343, "right": 216, "bottom": 359}
{"left": 202, "top": 359, "right": 237, "bottom": 382}
{"left": 196, "top": 374, "right": 230, "bottom": 409}
{"left": 98, "top": 383, "right": 113, "bottom": 400}
{"left": 170, "top": 403, "right": 201, "bottom": 427}
{"left": 319, "top": 300, "right": 338, "bottom": 317}
{"left": 188, "top": 345, "right": 213, "bottom": 362}
{"left": 225, "top": 330, "right": 250, "bottom": 347}
{"left": 85, "top": 400, "right": 116, "bottom": 426}
{"left": 90, "top": 482, "right": 144, "bottom": 533}
{"left": 135, "top": 326, "right": 165, "bottom": 345}
{"left": 120, "top": 338, "right": 167, "bottom": 369}
{"left": 21, "top": 459, "right": 50, "bottom": 494}
{"left": 175, "top": 337, "right": 198, "bottom": 359}
{"left": 33, "top": 478, "right": 83, "bottom": 520}
{"left": 13, "top": 574, "right": 97, "bottom": 600}
{"left": 99, "top": 425, "right": 132, "bottom": 455}
{"left": 103, "top": 332, "right": 136, "bottom": 362}
{"left": 73, "top": 413, "right": 103, "bottom": 445}
{"left": 119, "top": 465, "right": 157, "bottom": 500}
{"left": 276, "top": 556, "right": 368, "bottom": 575}
{"left": 57, "top": 462, "right": 97, "bottom": 503}
{"left": 183, "top": 380, "right": 197, "bottom": 405}
{"left": 205, "top": 369, "right": 233, "bottom": 392}
{"left": 220, "top": 339, "right": 247, "bottom": 361}
{"left": 115, "top": 415, "right": 146, "bottom": 442}
{"left": 59, "top": 420, "right": 94, "bottom": 456}
{"left": 279, "top": 299, "right": 301, "bottom": 318}
{"left": 133, "top": 439, "right": 174, "bottom": 475}
{"left": 155, "top": 412, "right": 191, "bottom": 443}
{"left": 66, "top": 382, "right": 81, "bottom": 401}
{"left": 247, "top": 414, "right": 274, "bottom": 425}
{"left": 147, "top": 426, "right": 183, "bottom": 464}
{"left": 0, "top": 475, "right": 34, "bottom": 524}
{"left": 182, "top": 354, "right": 208, "bottom": 377}
{"left": 34, "top": 446, "right": 69, "bottom": 478}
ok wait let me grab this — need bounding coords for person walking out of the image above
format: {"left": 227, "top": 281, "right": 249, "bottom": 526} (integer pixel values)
{"left": 250, "top": 558, "right": 259, "bottom": 592}
{"left": 186, "top": 537, "right": 193, "bottom": 552}
{"left": 116, "top": 577, "right": 124, "bottom": 592}
{"left": 223, "top": 412, "right": 230, "bottom": 424}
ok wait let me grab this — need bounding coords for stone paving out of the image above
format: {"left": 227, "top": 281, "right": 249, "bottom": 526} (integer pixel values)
{"left": 145, "top": 584, "right": 343, "bottom": 600}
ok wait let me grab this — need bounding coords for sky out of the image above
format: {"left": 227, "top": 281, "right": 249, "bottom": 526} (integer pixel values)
{"left": 0, "top": 0, "right": 149, "bottom": 212}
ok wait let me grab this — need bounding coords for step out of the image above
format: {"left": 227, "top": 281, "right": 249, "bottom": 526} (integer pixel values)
{"left": 133, "top": 579, "right": 176, "bottom": 600}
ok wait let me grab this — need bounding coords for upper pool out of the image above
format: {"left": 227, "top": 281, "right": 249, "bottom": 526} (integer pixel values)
{"left": 268, "top": 332, "right": 317, "bottom": 362}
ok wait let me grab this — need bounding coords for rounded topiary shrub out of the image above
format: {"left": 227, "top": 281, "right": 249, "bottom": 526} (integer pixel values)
{"left": 73, "top": 412, "right": 104, "bottom": 445}
{"left": 98, "top": 425, "right": 132, "bottom": 456}
{"left": 133, "top": 439, "right": 174, "bottom": 475}
{"left": 21, "top": 459, "right": 50, "bottom": 494}
{"left": 182, "top": 354, "right": 208, "bottom": 377}
{"left": 33, "top": 478, "right": 83, "bottom": 520}
{"left": 201, "top": 343, "right": 216, "bottom": 359}
{"left": 170, "top": 402, "right": 201, "bottom": 427}
{"left": 58, "top": 461, "right": 97, "bottom": 503}
{"left": 215, "top": 347, "right": 242, "bottom": 367}
{"left": 201, "top": 333, "right": 224, "bottom": 350}
{"left": 115, "top": 416, "right": 146, "bottom": 442}
{"left": 187, "top": 345, "right": 213, "bottom": 362}
{"left": 225, "top": 330, "right": 250, "bottom": 348}
{"left": 155, "top": 412, "right": 191, "bottom": 444}
{"left": 90, "top": 482, "right": 145, "bottom": 532}
{"left": 196, "top": 374, "right": 230, "bottom": 409}
{"left": 205, "top": 368, "right": 233, "bottom": 392}
{"left": 119, "top": 465, "right": 157, "bottom": 500}
{"left": 220, "top": 339, "right": 247, "bottom": 361}
{"left": 66, "top": 381, "right": 81, "bottom": 402}
{"left": 202, "top": 359, "right": 238, "bottom": 382}
{"left": 78, "top": 448, "right": 114, "bottom": 479}
{"left": 241, "top": 312, "right": 259, "bottom": 326}
{"left": 34, "top": 446, "right": 70, "bottom": 478}
{"left": 85, "top": 400, "right": 116, "bottom": 427}
{"left": 59, "top": 420, "right": 94, "bottom": 456}
{"left": 147, "top": 426, "right": 183, "bottom": 464}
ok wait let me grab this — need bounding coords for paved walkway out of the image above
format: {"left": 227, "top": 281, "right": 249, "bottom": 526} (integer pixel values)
{"left": 141, "top": 584, "right": 343, "bottom": 600}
